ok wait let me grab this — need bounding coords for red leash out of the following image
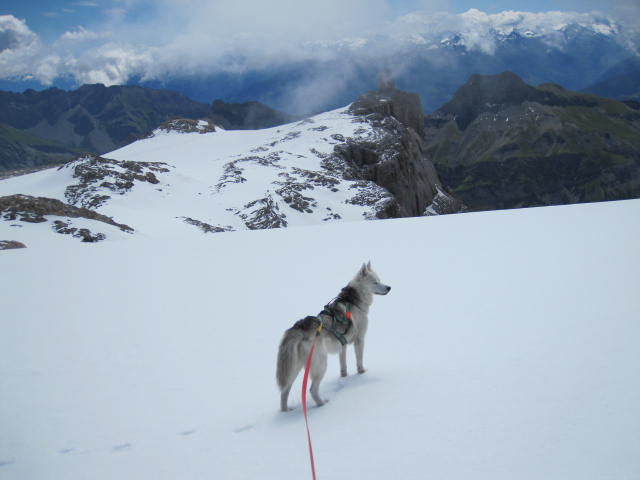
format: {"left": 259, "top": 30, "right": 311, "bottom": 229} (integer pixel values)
{"left": 301, "top": 324, "right": 323, "bottom": 480}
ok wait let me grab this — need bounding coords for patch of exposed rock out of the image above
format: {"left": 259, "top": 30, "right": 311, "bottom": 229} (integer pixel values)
{"left": 0, "top": 194, "right": 133, "bottom": 242}
{"left": 152, "top": 118, "right": 218, "bottom": 135}
{"left": 61, "top": 154, "right": 171, "bottom": 209}
{"left": 0, "top": 240, "right": 27, "bottom": 250}
{"left": 240, "top": 194, "right": 288, "bottom": 230}
{"left": 180, "top": 217, "right": 234, "bottom": 233}
{"left": 52, "top": 220, "right": 106, "bottom": 242}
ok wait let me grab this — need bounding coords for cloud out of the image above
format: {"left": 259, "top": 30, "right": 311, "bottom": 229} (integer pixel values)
{"left": 0, "top": 3, "right": 638, "bottom": 108}
{"left": 0, "top": 15, "right": 45, "bottom": 81}
{"left": 59, "top": 26, "right": 102, "bottom": 42}
{"left": 0, "top": 14, "right": 38, "bottom": 53}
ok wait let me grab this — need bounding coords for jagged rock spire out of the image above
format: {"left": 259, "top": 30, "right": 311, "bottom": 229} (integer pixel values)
{"left": 378, "top": 70, "right": 396, "bottom": 92}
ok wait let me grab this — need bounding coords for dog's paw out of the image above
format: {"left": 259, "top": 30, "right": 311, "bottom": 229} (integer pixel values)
{"left": 357, "top": 367, "right": 367, "bottom": 374}
{"left": 340, "top": 370, "right": 348, "bottom": 377}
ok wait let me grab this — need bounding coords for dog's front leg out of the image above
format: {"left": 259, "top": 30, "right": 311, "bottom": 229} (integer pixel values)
{"left": 354, "top": 337, "right": 366, "bottom": 374}
{"left": 339, "top": 345, "right": 347, "bottom": 377}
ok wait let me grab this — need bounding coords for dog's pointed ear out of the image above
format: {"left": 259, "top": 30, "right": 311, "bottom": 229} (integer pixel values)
{"left": 359, "top": 263, "right": 368, "bottom": 277}
{"left": 367, "top": 260, "right": 372, "bottom": 271}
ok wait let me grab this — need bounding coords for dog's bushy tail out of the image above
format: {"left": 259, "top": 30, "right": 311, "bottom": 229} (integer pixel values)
{"left": 276, "top": 328, "right": 307, "bottom": 391}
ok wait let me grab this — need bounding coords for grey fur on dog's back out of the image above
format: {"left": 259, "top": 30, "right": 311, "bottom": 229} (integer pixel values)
{"left": 276, "top": 262, "right": 390, "bottom": 412}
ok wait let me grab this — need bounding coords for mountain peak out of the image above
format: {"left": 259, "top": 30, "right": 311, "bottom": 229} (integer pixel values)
{"left": 349, "top": 79, "right": 424, "bottom": 135}
{"left": 438, "top": 71, "right": 543, "bottom": 129}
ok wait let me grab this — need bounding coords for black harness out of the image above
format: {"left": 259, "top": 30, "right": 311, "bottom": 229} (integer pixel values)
{"left": 304, "top": 286, "right": 361, "bottom": 346}
{"left": 318, "top": 303, "right": 352, "bottom": 346}
{"left": 291, "top": 286, "right": 360, "bottom": 345}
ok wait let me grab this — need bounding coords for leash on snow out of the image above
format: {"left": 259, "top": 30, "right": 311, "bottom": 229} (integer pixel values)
{"left": 301, "top": 310, "right": 352, "bottom": 480}
{"left": 301, "top": 321, "right": 323, "bottom": 480}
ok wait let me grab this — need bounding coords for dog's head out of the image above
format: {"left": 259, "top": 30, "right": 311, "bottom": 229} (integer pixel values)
{"left": 355, "top": 261, "right": 391, "bottom": 295}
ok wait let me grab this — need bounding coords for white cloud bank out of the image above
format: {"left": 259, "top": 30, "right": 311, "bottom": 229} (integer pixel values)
{"left": 0, "top": 3, "right": 637, "bottom": 90}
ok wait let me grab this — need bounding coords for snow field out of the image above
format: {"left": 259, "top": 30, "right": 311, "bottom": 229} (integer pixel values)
{"left": 1, "top": 199, "right": 640, "bottom": 479}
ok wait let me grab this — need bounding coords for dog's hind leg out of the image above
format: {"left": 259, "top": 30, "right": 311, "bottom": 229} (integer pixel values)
{"left": 354, "top": 337, "right": 366, "bottom": 374}
{"left": 277, "top": 329, "right": 305, "bottom": 412}
{"left": 339, "top": 345, "right": 348, "bottom": 377}
{"left": 280, "top": 384, "right": 294, "bottom": 412}
{"left": 309, "top": 349, "right": 328, "bottom": 407}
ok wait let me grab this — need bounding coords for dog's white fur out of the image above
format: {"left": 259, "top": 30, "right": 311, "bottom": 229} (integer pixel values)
{"left": 276, "top": 262, "right": 390, "bottom": 412}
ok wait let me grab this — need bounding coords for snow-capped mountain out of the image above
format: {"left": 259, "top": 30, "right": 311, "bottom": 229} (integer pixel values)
{"left": 0, "top": 88, "right": 458, "bottom": 245}
{"left": 135, "top": 9, "right": 638, "bottom": 113}
{"left": 391, "top": 9, "right": 622, "bottom": 49}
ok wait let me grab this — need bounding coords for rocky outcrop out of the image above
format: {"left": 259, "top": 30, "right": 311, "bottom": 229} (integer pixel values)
{"left": 344, "top": 82, "right": 463, "bottom": 217}
{"left": 61, "top": 154, "right": 171, "bottom": 209}
{"left": 180, "top": 217, "right": 233, "bottom": 233}
{"left": 424, "top": 72, "right": 640, "bottom": 211}
{"left": 0, "top": 240, "right": 27, "bottom": 250}
{"left": 350, "top": 77, "right": 425, "bottom": 136}
{"left": 154, "top": 118, "right": 218, "bottom": 134}
{"left": 0, "top": 194, "right": 133, "bottom": 241}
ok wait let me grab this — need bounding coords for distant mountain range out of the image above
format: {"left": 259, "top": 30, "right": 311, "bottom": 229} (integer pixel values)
{"left": 0, "top": 85, "right": 291, "bottom": 173}
{"left": 582, "top": 56, "right": 640, "bottom": 100}
{"left": 132, "top": 10, "right": 639, "bottom": 114}
{"left": 424, "top": 72, "right": 640, "bottom": 210}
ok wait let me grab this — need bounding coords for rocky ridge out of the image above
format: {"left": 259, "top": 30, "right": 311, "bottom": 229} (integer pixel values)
{"left": 424, "top": 71, "right": 640, "bottom": 210}
{"left": 346, "top": 78, "right": 463, "bottom": 216}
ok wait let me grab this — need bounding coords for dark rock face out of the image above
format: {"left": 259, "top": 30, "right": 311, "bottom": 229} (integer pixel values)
{"left": 0, "top": 240, "right": 27, "bottom": 250}
{"left": 345, "top": 84, "right": 462, "bottom": 217}
{"left": 424, "top": 72, "right": 640, "bottom": 210}
{"left": 350, "top": 85, "right": 425, "bottom": 138}
{"left": 209, "top": 99, "right": 296, "bottom": 130}
{"left": 0, "top": 124, "right": 85, "bottom": 172}
{"left": 438, "top": 71, "right": 601, "bottom": 130}
{"left": 0, "top": 194, "right": 133, "bottom": 241}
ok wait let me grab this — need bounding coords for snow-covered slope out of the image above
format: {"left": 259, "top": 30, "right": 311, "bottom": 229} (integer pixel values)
{"left": 0, "top": 107, "right": 402, "bottom": 242}
{"left": 2, "top": 198, "right": 639, "bottom": 479}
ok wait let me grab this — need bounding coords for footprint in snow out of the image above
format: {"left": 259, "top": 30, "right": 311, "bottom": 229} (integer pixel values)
{"left": 112, "top": 443, "right": 132, "bottom": 453}
{"left": 234, "top": 424, "right": 254, "bottom": 433}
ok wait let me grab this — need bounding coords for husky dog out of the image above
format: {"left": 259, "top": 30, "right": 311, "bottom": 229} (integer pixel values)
{"left": 276, "top": 262, "right": 391, "bottom": 412}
